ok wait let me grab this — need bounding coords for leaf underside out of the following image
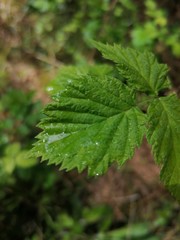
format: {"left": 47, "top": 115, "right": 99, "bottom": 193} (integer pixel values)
{"left": 34, "top": 75, "right": 146, "bottom": 175}
{"left": 147, "top": 94, "right": 180, "bottom": 200}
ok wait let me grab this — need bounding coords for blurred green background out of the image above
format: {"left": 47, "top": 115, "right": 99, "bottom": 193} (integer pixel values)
{"left": 0, "top": 0, "right": 180, "bottom": 239}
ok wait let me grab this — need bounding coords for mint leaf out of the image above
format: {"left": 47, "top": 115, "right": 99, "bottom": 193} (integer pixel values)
{"left": 147, "top": 94, "right": 180, "bottom": 200}
{"left": 33, "top": 74, "right": 146, "bottom": 175}
{"left": 93, "top": 41, "right": 170, "bottom": 94}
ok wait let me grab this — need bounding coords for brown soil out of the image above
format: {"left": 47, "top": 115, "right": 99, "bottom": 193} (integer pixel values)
{"left": 87, "top": 139, "right": 170, "bottom": 220}
{"left": 6, "top": 61, "right": 57, "bottom": 104}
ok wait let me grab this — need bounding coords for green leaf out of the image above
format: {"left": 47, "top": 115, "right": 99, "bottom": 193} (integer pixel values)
{"left": 2, "top": 143, "right": 20, "bottom": 174}
{"left": 2, "top": 143, "right": 37, "bottom": 173}
{"left": 47, "top": 64, "right": 113, "bottom": 94}
{"left": 92, "top": 41, "right": 170, "bottom": 94}
{"left": 32, "top": 42, "right": 180, "bottom": 201}
{"left": 147, "top": 94, "right": 180, "bottom": 200}
{"left": 33, "top": 74, "right": 146, "bottom": 175}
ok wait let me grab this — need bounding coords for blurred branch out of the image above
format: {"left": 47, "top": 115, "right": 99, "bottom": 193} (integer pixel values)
{"left": 25, "top": 51, "right": 63, "bottom": 68}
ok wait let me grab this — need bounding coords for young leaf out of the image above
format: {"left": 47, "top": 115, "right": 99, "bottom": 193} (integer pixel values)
{"left": 92, "top": 41, "right": 170, "bottom": 94}
{"left": 147, "top": 94, "right": 180, "bottom": 200}
{"left": 33, "top": 74, "right": 146, "bottom": 175}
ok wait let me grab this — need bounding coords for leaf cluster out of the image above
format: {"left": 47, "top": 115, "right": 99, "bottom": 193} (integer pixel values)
{"left": 33, "top": 42, "right": 180, "bottom": 201}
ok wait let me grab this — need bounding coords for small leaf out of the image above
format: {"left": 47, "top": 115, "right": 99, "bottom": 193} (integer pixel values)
{"left": 92, "top": 41, "right": 170, "bottom": 94}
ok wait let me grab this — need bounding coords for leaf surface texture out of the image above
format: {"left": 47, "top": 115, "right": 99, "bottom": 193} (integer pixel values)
{"left": 147, "top": 94, "right": 180, "bottom": 200}
{"left": 34, "top": 75, "right": 146, "bottom": 175}
{"left": 93, "top": 41, "right": 170, "bottom": 94}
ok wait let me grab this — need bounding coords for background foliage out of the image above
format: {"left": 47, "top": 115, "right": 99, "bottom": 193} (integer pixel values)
{"left": 0, "top": 0, "right": 180, "bottom": 239}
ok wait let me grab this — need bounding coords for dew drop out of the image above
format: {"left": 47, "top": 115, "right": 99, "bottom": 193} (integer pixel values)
{"left": 47, "top": 132, "right": 70, "bottom": 144}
